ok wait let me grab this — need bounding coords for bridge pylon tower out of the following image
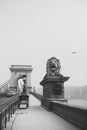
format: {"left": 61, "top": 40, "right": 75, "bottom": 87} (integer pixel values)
{"left": 9, "top": 65, "right": 33, "bottom": 93}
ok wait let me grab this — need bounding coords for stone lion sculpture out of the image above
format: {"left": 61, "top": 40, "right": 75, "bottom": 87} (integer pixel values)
{"left": 46, "top": 57, "right": 61, "bottom": 76}
{"left": 43, "top": 57, "right": 63, "bottom": 79}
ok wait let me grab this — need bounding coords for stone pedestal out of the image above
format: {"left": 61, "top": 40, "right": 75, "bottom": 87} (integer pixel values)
{"left": 40, "top": 76, "right": 69, "bottom": 99}
{"left": 40, "top": 76, "right": 69, "bottom": 111}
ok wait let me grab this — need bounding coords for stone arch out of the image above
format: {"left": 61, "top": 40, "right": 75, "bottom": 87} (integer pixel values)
{"left": 8, "top": 65, "right": 33, "bottom": 93}
{"left": 17, "top": 77, "right": 24, "bottom": 94}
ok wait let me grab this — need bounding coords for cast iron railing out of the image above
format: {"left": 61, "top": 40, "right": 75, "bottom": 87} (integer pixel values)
{"left": 0, "top": 95, "right": 19, "bottom": 130}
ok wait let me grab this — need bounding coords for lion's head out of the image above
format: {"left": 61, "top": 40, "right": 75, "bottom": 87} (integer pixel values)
{"left": 46, "top": 57, "right": 61, "bottom": 76}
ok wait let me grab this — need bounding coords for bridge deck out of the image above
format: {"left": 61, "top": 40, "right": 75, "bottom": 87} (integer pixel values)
{"left": 7, "top": 95, "right": 80, "bottom": 130}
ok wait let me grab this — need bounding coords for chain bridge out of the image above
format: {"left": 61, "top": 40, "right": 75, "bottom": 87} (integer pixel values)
{"left": 0, "top": 60, "right": 87, "bottom": 130}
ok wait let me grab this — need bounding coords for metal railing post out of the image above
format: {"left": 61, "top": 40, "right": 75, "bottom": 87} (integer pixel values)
{"left": 11, "top": 104, "right": 12, "bottom": 117}
{"left": 5, "top": 109, "right": 7, "bottom": 128}
{"left": 0, "top": 112, "right": 2, "bottom": 130}
{"left": 8, "top": 106, "right": 10, "bottom": 121}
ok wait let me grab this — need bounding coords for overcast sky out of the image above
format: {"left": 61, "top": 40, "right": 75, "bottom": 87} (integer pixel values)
{"left": 0, "top": 0, "right": 87, "bottom": 87}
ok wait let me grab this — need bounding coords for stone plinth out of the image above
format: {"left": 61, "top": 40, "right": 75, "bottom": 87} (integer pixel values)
{"left": 40, "top": 75, "right": 69, "bottom": 99}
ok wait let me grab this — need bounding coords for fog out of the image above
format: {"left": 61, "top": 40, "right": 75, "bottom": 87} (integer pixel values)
{"left": 0, "top": 0, "right": 87, "bottom": 88}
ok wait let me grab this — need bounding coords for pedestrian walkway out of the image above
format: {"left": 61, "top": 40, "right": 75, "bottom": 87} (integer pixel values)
{"left": 7, "top": 95, "right": 80, "bottom": 130}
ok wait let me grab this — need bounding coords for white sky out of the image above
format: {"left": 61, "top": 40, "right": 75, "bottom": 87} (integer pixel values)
{"left": 0, "top": 0, "right": 87, "bottom": 87}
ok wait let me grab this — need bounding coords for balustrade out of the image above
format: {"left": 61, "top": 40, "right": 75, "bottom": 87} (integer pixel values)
{"left": 0, "top": 95, "right": 19, "bottom": 130}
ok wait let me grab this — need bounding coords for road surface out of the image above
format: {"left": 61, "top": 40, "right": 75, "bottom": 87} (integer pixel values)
{"left": 10, "top": 94, "right": 80, "bottom": 130}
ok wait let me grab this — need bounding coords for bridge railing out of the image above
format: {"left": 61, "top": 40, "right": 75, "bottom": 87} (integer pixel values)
{"left": 31, "top": 92, "right": 87, "bottom": 130}
{"left": 0, "top": 95, "right": 19, "bottom": 130}
{"left": 52, "top": 101, "right": 87, "bottom": 130}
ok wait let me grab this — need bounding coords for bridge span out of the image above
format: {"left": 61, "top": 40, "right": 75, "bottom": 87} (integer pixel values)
{"left": 6, "top": 94, "right": 80, "bottom": 130}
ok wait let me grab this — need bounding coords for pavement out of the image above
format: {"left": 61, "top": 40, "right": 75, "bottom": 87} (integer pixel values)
{"left": 4, "top": 95, "right": 80, "bottom": 130}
